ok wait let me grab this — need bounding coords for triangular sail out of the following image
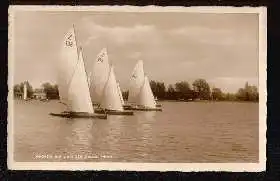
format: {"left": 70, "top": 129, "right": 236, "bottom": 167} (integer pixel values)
{"left": 67, "top": 50, "right": 94, "bottom": 113}
{"left": 58, "top": 27, "right": 79, "bottom": 104}
{"left": 128, "top": 60, "right": 145, "bottom": 103}
{"left": 117, "top": 82, "right": 125, "bottom": 105}
{"left": 101, "top": 66, "right": 124, "bottom": 111}
{"left": 89, "top": 48, "right": 110, "bottom": 104}
{"left": 138, "top": 76, "right": 157, "bottom": 108}
{"left": 23, "top": 82, "right": 27, "bottom": 100}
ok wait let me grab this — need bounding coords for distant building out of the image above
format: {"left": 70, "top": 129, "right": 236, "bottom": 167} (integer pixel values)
{"left": 33, "top": 89, "right": 47, "bottom": 100}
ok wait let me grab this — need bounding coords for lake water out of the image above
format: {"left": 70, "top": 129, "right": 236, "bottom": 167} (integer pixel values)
{"left": 13, "top": 100, "right": 259, "bottom": 163}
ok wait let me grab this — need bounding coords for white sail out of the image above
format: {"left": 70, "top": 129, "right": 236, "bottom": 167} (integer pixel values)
{"left": 58, "top": 27, "right": 79, "bottom": 104}
{"left": 67, "top": 50, "right": 94, "bottom": 113}
{"left": 128, "top": 60, "right": 145, "bottom": 103}
{"left": 138, "top": 76, "right": 156, "bottom": 108}
{"left": 89, "top": 48, "right": 111, "bottom": 104}
{"left": 101, "top": 66, "right": 124, "bottom": 111}
{"left": 23, "top": 82, "right": 27, "bottom": 100}
{"left": 117, "top": 82, "right": 125, "bottom": 105}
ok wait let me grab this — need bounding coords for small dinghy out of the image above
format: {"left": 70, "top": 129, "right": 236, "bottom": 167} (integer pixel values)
{"left": 126, "top": 60, "right": 162, "bottom": 111}
{"left": 51, "top": 26, "right": 106, "bottom": 119}
{"left": 90, "top": 48, "right": 133, "bottom": 116}
{"left": 95, "top": 66, "right": 134, "bottom": 116}
{"left": 89, "top": 48, "right": 111, "bottom": 106}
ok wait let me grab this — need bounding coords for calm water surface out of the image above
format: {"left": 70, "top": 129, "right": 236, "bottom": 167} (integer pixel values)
{"left": 13, "top": 100, "right": 258, "bottom": 162}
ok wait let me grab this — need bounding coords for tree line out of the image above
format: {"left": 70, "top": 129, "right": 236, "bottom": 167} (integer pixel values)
{"left": 147, "top": 79, "right": 258, "bottom": 102}
{"left": 123, "top": 79, "right": 258, "bottom": 102}
{"left": 13, "top": 81, "right": 59, "bottom": 100}
{"left": 14, "top": 79, "right": 258, "bottom": 102}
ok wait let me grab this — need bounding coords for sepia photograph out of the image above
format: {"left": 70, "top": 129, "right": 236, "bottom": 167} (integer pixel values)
{"left": 8, "top": 6, "right": 266, "bottom": 171}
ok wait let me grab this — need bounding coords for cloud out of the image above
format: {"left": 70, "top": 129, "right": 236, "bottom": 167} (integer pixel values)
{"left": 80, "top": 19, "right": 158, "bottom": 47}
{"left": 169, "top": 26, "right": 255, "bottom": 46}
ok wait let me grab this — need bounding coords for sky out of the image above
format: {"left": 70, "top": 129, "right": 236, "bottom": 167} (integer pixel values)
{"left": 11, "top": 10, "right": 259, "bottom": 93}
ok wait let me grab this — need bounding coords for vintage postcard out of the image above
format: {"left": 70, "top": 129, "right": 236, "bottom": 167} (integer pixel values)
{"left": 8, "top": 5, "right": 266, "bottom": 171}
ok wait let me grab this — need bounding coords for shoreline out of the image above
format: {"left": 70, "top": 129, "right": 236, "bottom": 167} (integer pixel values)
{"left": 13, "top": 98, "right": 258, "bottom": 104}
{"left": 157, "top": 99, "right": 259, "bottom": 103}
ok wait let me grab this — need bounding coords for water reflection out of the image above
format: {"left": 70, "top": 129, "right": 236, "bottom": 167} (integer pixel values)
{"left": 68, "top": 118, "right": 94, "bottom": 154}
{"left": 135, "top": 112, "right": 156, "bottom": 161}
{"left": 106, "top": 116, "right": 123, "bottom": 157}
{"left": 14, "top": 100, "right": 259, "bottom": 162}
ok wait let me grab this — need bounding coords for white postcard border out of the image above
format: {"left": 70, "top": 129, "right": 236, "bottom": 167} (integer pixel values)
{"left": 8, "top": 5, "right": 267, "bottom": 172}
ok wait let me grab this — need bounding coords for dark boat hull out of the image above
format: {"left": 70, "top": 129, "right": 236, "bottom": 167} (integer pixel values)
{"left": 94, "top": 108, "right": 134, "bottom": 115}
{"left": 49, "top": 111, "right": 107, "bottom": 119}
{"left": 123, "top": 105, "right": 162, "bottom": 111}
{"left": 124, "top": 104, "right": 162, "bottom": 109}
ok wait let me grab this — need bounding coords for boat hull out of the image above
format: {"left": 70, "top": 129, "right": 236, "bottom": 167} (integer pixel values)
{"left": 123, "top": 105, "right": 162, "bottom": 111}
{"left": 49, "top": 111, "right": 107, "bottom": 119}
{"left": 94, "top": 108, "right": 134, "bottom": 115}
{"left": 124, "top": 104, "right": 161, "bottom": 108}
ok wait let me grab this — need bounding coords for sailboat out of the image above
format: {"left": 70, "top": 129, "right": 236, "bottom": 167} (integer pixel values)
{"left": 125, "top": 60, "right": 162, "bottom": 111}
{"left": 50, "top": 27, "right": 106, "bottom": 119}
{"left": 92, "top": 51, "right": 133, "bottom": 115}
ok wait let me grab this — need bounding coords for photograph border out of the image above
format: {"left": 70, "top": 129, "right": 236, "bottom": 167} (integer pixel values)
{"left": 7, "top": 5, "right": 267, "bottom": 171}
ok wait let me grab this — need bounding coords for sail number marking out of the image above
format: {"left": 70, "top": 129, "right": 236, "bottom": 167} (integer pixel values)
{"left": 97, "top": 52, "right": 105, "bottom": 62}
{"left": 66, "top": 34, "right": 73, "bottom": 47}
